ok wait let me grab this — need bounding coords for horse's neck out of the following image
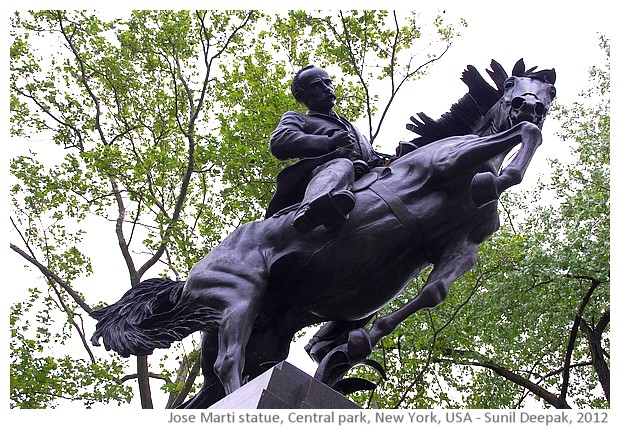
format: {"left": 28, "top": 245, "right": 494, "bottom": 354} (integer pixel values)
{"left": 474, "top": 102, "right": 510, "bottom": 136}
{"left": 474, "top": 106, "right": 511, "bottom": 172}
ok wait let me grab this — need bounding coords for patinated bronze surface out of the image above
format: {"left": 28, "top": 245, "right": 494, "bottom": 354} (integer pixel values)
{"left": 91, "top": 60, "right": 556, "bottom": 408}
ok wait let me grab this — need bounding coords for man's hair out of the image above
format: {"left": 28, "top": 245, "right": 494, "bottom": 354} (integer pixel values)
{"left": 291, "top": 65, "right": 316, "bottom": 104}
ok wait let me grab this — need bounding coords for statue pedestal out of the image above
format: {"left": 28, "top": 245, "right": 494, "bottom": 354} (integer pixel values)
{"left": 208, "top": 361, "right": 360, "bottom": 409}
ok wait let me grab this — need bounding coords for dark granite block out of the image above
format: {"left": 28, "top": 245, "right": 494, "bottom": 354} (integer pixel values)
{"left": 208, "top": 361, "right": 360, "bottom": 409}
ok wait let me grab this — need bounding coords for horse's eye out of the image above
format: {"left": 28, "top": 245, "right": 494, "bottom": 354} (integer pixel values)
{"left": 504, "top": 78, "right": 515, "bottom": 91}
{"left": 549, "top": 86, "right": 557, "bottom": 99}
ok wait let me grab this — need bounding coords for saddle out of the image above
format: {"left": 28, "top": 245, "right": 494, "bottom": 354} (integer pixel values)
{"left": 272, "top": 167, "right": 392, "bottom": 219}
{"left": 351, "top": 166, "right": 392, "bottom": 192}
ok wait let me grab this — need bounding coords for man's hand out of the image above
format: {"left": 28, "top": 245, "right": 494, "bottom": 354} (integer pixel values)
{"left": 328, "top": 130, "right": 356, "bottom": 151}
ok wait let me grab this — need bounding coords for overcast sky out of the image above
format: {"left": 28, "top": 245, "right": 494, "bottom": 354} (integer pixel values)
{"left": 360, "top": 2, "right": 611, "bottom": 164}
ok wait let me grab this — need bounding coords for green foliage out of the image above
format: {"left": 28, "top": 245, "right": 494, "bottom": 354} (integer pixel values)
{"left": 10, "top": 292, "right": 132, "bottom": 408}
{"left": 10, "top": 9, "right": 266, "bottom": 408}
{"left": 212, "top": 34, "right": 295, "bottom": 222}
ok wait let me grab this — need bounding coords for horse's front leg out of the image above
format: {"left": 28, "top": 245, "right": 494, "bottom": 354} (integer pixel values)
{"left": 471, "top": 122, "right": 543, "bottom": 207}
{"left": 305, "top": 315, "right": 375, "bottom": 363}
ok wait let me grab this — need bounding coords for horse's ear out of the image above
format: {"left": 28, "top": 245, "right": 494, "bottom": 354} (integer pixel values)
{"left": 512, "top": 58, "right": 526, "bottom": 76}
{"left": 546, "top": 68, "right": 557, "bottom": 84}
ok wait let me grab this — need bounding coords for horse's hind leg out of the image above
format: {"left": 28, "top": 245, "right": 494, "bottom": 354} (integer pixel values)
{"left": 176, "top": 327, "right": 225, "bottom": 408}
{"left": 211, "top": 282, "right": 264, "bottom": 395}
{"left": 182, "top": 262, "right": 266, "bottom": 396}
{"left": 182, "top": 221, "right": 270, "bottom": 396}
{"left": 178, "top": 296, "right": 262, "bottom": 406}
{"left": 305, "top": 315, "right": 374, "bottom": 363}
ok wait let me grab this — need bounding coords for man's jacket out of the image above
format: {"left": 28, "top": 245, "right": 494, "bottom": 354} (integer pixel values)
{"left": 265, "top": 110, "right": 382, "bottom": 218}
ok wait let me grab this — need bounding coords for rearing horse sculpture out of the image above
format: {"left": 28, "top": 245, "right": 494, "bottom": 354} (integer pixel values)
{"left": 91, "top": 59, "right": 556, "bottom": 408}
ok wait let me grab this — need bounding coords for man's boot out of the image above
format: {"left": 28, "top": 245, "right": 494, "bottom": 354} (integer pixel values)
{"left": 292, "top": 190, "right": 356, "bottom": 233}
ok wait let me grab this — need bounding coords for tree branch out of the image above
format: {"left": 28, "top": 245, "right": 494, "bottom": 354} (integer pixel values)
{"left": 371, "top": 42, "right": 451, "bottom": 143}
{"left": 10, "top": 242, "right": 93, "bottom": 314}
{"left": 559, "top": 276, "right": 600, "bottom": 402}
{"left": 579, "top": 311, "right": 610, "bottom": 403}
{"left": 394, "top": 312, "right": 438, "bottom": 408}
{"left": 136, "top": 12, "right": 256, "bottom": 279}
{"left": 56, "top": 12, "right": 156, "bottom": 408}
{"left": 119, "top": 371, "right": 172, "bottom": 384}
{"left": 437, "top": 355, "right": 570, "bottom": 408}
{"left": 46, "top": 276, "right": 97, "bottom": 362}
{"left": 167, "top": 352, "right": 202, "bottom": 408}
{"left": 57, "top": 11, "right": 109, "bottom": 147}
{"left": 110, "top": 178, "right": 140, "bottom": 286}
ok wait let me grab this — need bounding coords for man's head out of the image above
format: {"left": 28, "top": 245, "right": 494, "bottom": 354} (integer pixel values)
{"left": 291, "top": 65, "right": 336, "bottom": 113}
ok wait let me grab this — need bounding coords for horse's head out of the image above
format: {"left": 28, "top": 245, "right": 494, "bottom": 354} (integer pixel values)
{"left": 495, "top": 59, "right": 556, "bottom": 130}
{"left": 403, "top": 59, "right": 556, "bottom": 151}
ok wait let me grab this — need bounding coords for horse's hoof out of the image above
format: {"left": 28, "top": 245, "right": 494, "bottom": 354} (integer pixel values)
{"left": 304, "top": 338, "right": 333, "bottom": 363}
{"left": 347, "top": 328, "right": 372, "bottom": 360}
{"left": 470, "top": 172, "right": 499, "bottom": 208}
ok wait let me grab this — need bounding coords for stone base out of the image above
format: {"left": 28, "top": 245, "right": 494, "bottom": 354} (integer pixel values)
{"left": 208, "top": 361, "right": 360, "bottom": 409}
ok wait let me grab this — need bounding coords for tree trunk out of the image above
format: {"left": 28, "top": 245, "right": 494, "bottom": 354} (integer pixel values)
{"left": 137, "top": 356, "right": 153, "bottom": 408}
{"left": 580, "top": 314, "right": 610, "bottom": 403}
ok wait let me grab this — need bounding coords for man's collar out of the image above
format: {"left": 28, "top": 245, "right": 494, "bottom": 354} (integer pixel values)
{"left": 307, "top": 109, "right": 339, "bottom": 119}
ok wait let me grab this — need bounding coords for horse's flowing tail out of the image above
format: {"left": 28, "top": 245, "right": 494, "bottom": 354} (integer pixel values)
{"left": 90, "top": 278, "right": 219, "bottom": 357}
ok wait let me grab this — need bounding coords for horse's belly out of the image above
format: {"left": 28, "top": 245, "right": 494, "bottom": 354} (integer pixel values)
{"left": 274, "top": 212, "right": 429, "bottom": 320}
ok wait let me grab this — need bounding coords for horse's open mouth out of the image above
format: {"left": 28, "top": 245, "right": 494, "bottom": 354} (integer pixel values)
{"left": 510, "top": 113, "right": 541, "bottom": 127}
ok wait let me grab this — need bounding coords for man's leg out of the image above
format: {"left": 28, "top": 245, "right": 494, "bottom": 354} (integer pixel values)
{"left": 293, "top": 158, "right": 356, "bottom": 232}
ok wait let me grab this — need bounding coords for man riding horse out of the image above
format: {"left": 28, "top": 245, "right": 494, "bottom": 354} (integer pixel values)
{"left": 91, "top": 59, "right": 556, "bottom": 409}
{"left": 266, "top": 65, "right": 389, "bottom": 232}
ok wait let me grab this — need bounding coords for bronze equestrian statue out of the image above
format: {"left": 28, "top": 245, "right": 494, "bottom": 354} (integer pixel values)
{"left": 91, "top": 59, "right": 556, "bottom": 408}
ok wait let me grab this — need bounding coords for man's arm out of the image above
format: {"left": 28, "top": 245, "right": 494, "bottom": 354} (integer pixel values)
{"left": 269, "top": 111, "right": 353, "bottom": 160}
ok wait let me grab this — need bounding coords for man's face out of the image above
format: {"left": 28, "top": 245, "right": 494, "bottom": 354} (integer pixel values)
{"left": 298, "top": 68, "right": 336, "bottom": 113}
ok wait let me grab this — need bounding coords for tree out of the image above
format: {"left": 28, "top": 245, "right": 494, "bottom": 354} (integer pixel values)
{"left": 352, "top": 36, "right": 610, "bottom": 409}
{"left": 9, "top": 9, "right": 460, "bottom": 408}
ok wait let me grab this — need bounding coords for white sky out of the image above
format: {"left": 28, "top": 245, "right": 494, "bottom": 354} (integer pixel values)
{"left": 4, "top": 0, "right": 615, "bottom": 417}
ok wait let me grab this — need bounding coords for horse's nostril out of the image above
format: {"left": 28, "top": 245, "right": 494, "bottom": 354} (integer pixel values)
{"left": 511, "top": 97, "right": 525, "bottom": 109}
{"left": 512, "top": 97, "right": 545, "bottom": 117}
{"left": 535, "top": 102, "right": 545, "bottom": 116}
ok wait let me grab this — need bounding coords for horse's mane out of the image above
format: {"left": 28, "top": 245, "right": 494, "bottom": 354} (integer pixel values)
{"left": 402, "top": 59, "right": 556, "bottom": 151}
